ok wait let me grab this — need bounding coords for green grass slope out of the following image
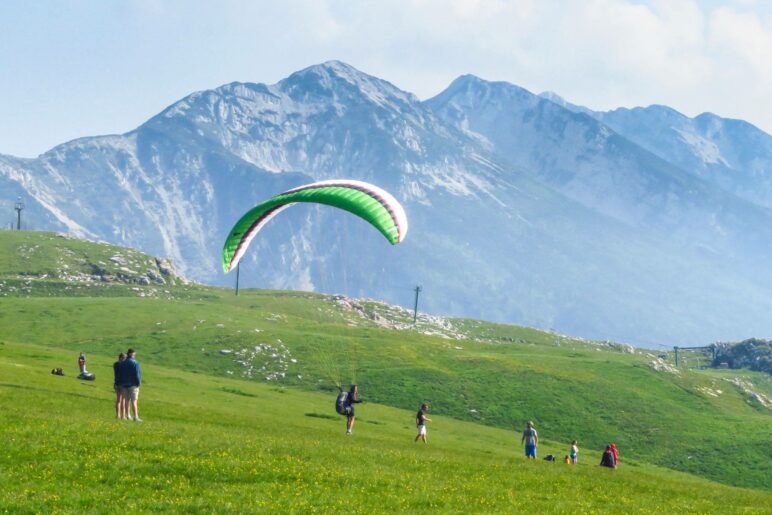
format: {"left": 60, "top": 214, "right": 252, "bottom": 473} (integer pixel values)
{"left": 1, "top": 231, "right": 770, "bottom": 495}
{"left": 1, "top": 341, "right": 770, "bottom": 513}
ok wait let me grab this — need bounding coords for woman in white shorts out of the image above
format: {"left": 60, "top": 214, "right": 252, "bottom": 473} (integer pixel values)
{"left": 414, "top": 403, "right": 432, "bottom": 443}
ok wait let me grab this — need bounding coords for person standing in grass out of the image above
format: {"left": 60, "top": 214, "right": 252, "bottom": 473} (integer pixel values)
{"left": 344, "top": 384, "right": 361, "bottom": 435}
{"left": 414, "top": 403, "right": 432, "bottom": 443}
{"left": 570, "top": 440, "right": 579, "bottom": 464}
{"left": 113, "top": 352, "right": 127, "bottom": 419}
{"left": 119, "top": 348, "right": 142, "bottom": 422}
{"left": 78, "top": 352, "right": 86, "bottom": 373}
{"left": 521, "top": 421, "right": 538, "bottom": 459}
{"left": 610, "top": 443, "right": 619, "bottom": 465}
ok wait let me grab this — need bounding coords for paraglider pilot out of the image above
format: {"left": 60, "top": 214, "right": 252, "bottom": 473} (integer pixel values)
{"left": 342, "top": 385, "right": 362, "bottom": 435}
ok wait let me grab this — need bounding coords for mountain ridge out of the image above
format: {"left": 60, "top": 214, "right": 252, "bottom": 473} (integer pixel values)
{"left": 2, "top": 61, "right": 772, "bottom": 346}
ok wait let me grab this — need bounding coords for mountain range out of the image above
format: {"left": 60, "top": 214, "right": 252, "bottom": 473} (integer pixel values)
{"left": 2, "top": 60, "right": 772, "bottom": 347}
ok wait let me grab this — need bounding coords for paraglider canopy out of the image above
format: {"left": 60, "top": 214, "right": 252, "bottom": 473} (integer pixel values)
{"left": 222, "top": 179, "right": 408, "bottom": 273}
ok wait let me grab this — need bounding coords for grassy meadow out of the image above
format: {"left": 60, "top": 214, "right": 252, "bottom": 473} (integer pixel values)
{"left": 0, "top": 231, "right": 771, "bottom": 512}
{"left": 1, "top": 341, "right": 770, "bottom": 513}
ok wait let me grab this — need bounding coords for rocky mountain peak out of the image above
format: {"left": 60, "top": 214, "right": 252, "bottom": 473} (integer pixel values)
{"left": 427, "top": 74, "right": 536, "bottom": 112}
{"left": 278, "top": 60, "right": 418, "bottom": 110}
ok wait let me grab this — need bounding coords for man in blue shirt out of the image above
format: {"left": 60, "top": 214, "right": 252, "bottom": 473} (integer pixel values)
{"left": 120, "top": 348, "right": 142, "bottom": 422}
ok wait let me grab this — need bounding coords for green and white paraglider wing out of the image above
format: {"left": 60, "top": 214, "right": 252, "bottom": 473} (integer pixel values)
{"left": 222, "top": 180, "right": 408, "bottom": 273}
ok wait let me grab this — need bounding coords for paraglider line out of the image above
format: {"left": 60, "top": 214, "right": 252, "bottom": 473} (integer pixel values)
{"left": 228, "top": 204, "right": 293, "bottom": 272}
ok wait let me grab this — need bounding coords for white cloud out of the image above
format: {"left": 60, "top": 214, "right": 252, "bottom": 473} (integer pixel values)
{"left": 710, "top": 6, "right": 772, "bottom": 79}
{"left": 294, "top": 0, "right": 772, "bottom": 132}
{"left": 2, "top": 0, "right": 771, "bottom": 157}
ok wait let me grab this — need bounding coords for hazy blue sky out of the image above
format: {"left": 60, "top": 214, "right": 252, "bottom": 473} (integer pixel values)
{"left": 1, "top": 0, "right": 771, "bottom": 157}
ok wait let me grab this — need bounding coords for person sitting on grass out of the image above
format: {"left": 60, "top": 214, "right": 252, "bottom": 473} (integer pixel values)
{"left": 113, "top": 352, "right": 127, "bottom": 419}
{"left": 521, "top": 421, "right": 538, "bottom": 459}
{"left": 344, "top": 384, "right": 361, "bottom": 435}
{"left": 414, "top": 403, "right": 432, "bottom": 443}
{"left": 570, "top": 439, "right": 579, "bottom": 464}
{"left": 564, "top": 455, "right": 571, "bottom": 464}
{"left": 600, "top": 445, "right": 616, "bottom": 468}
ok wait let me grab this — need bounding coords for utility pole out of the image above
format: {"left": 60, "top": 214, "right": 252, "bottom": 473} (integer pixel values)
{"left": 14, "top": 197, "right": 24, "bottom": 231}
{"left": 674, "top": 346, "right": 679, "bottom": 367}
{"left": 412, "top": 285, "right": 422, "bottom": 325}
{"left": 235, "top": 262, "right": 241, "bottom": 296}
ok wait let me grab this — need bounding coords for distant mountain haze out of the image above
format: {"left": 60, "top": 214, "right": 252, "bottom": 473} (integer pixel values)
{"left": 2, "top": 61, "right": 772, "bottom": 347}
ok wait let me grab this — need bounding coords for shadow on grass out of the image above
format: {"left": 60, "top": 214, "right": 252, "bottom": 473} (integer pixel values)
{"left": 222, "top": 387, "right": 257, "bottom": 398}
{"left": 0, "top": 382, "right": 29, "bottom": 389}
{"left": 0, "top": 382, "right": 98, "bottom": 399}
{"left": 305, "top": 412, "right": 338, "bottom": 421}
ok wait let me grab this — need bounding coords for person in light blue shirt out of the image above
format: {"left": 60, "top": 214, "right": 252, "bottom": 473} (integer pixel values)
{"left": 521, "top": 421, "right": 538, "bottom": 459}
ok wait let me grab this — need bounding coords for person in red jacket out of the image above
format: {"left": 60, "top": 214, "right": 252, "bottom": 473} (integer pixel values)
{"left": 610, "top": 443, "right": 619, "bottom": 465}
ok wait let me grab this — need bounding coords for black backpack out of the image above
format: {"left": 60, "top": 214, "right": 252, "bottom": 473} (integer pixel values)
{"left": 335, "top": 391, "right": 349, "bottom": 415}
{"left": 544, "top": 454, "right": 556, "bottom": 462}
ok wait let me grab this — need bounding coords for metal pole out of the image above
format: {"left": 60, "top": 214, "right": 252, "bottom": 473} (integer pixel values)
{"left": 235, "top": 262, "right": 240, "bottom": 296}
{"left": 412, "top": 285, "right": 422, "bottom": 324}
{"left": 14, "top": 198, "right": 24, "bottom": 231}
